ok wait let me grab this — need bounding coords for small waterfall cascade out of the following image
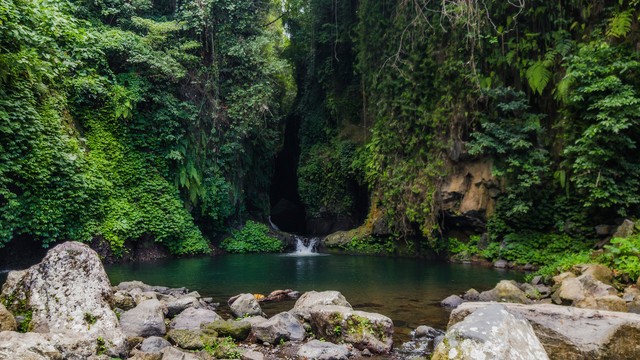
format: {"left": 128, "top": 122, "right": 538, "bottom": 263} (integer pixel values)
{"left": 294, "top": 236, "right": 319, "bottom": 255}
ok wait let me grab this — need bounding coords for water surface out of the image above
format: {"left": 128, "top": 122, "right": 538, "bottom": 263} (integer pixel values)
{"left": 106, "top": 253, "right": 521, "bottom": 341}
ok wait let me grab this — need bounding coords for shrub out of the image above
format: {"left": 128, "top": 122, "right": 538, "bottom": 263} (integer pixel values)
{"left": 220, "top": 221, "right": 283, "bottom": 253}
{"left": 601, "top": 235, "right": 640, "bottom": 282}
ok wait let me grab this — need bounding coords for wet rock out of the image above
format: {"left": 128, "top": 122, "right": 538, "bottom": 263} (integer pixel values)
{"left": 202, "top": 319, "right": 251, "bottom": 340}
{"left": 253, "top": 312, "right": 305, "bottom": 344}
{"left": 433, "top": 304, "right": 548, "bottom": 360}
{"left": 309, "top": 305, "right": 393, "bottom": 354}
{"left": 229, "top": 293, "right": 263, "bottom": 318}
{"left": 0, "top": 331, "right": 61, "bottom": 360}
{"left": 120, "top": 299, "right": 167, "bottom": 337}
{"left": 297, "top": 340, "right": 350, "bottom": 360}
{"left": 170, "top": 307, "right": 222, "bottom": 330}
{"left": 0, "top": 241, "right": 126, "bottom": 356}
{"left": 451, "top": 302, "right": 640, "bottom": 359}
{"left": 291, "top": 291, "right": 352, "bottom": 320}
{"left": 462, "top": 288, "right": 480, "bottom": 301}
{"left": 440, "top": 294, "right": 464, "bottom": 308}
{"left": 0, "top": 302, "right": 16, "bottom": 331}
{"left": 140, "top": 336, "right": 172, "bottom": 353}
{"left": 479, "top": 280, "right": 529, "bottom": 303}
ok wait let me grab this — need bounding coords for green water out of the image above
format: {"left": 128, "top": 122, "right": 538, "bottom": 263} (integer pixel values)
{"left": 106, "top": 253, "right": 522, "bottom": 341}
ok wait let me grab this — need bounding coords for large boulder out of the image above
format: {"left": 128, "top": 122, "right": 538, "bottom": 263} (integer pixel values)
{"left": 0, "top": 331, "right": 62, "bottom": 360}
{"left": 297, "top": 340, "right": 350, "bottom": 360}
{"left": 309, "top": 305, "right": 393, "bottom": 354}
{"left": 252, "top": 311, "right": 305, "bottom": 344}
{"left": 432, "top": 304, "right": 548, "bottom": 360}
{"left": 229, "top": 293, "right": 263, "bottom": 318}
{"left": 478, "top": 280, "right": 529, "bottom": 303}
{"left": 450, "top": 302, "right": 640, "bottom": 359}
{"left": 169, "top": 307, "right": 221, "bottom": 330}
{"left": 551, "top": 272, "right": 621, "bottom": 311}
{"left": 0, "top": 241, "right": 126, "bottom": 356}
{"left": 120, "top": 299, "right": 167, "bottom": 337}
{"left": 0, "top": 302, "right": 17, "bottom": 331}
{"left": 166, "top": 296, "right": 200, "bottom": 317}
{"left": 291, "top": 291, "right": 352, "bottom": 320}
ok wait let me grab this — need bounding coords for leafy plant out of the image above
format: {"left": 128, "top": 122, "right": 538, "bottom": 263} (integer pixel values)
{"left": 220, "top": 221, "right": 283, "bottom": 253}
{"left": 602, "top": 235, "right": 640, "bottom": 281}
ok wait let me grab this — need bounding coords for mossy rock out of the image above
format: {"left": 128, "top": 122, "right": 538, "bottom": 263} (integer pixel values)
{"left": 167, "top": 329, "right": 216, "bottom": 350}
{"left": 202, "top": 319, "right": 251, "bottom": 341}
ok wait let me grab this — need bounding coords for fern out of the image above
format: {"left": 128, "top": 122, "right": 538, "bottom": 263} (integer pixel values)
{"left": 526, "top": 61, "right": 553, "bottom": 95}
{"left": 607, "top": 10, "right": 633, "bottom": 38}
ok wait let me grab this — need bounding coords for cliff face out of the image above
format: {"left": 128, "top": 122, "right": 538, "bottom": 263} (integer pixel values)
{"left": 438, "top": 159, "right": 500, "bottom": 232}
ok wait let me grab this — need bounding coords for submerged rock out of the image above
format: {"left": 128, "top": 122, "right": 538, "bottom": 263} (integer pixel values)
{"left": 440, "top": 294, "right": 464, "bottom": 308}
{"left": 309, "top": 305, "right": 393, "bottom": 354}
{"left": 451, "top": 302, "right": 640, "bottom": 359}
{"left": 0, "top": 241, "right": 126, "bottom": 357}
{"left": 432, "top": 304, "right": 548, "bottom": 360}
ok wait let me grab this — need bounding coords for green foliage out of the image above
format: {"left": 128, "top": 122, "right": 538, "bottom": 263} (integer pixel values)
{"left": 602, "top": 235, "right": 640, "bottom": 281}
{"left": 203, "top": 337, "right": 242, "bottom": 359}
{"left": 220, "top": 221, "right": 283, "bottom": 254}
{"left": 534, "top": 252, "right": 594, "bottom": 280}
{"left": 339, "top": 235, "right": 396, "bottom": 255}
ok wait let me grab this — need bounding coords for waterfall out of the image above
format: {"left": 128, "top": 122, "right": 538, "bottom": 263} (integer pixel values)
{"left": 294, "top": 236, "right": 318, "bottom": 255}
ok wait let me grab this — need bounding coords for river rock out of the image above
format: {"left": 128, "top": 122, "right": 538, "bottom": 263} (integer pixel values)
{"left": 493, "top": 259, "right": 508, "bottom": 268}
{"left": 169, "top": 307, "right": 222, "bottom": 330}
{"left": 120, "top": 299, "right": 167, "bottom": 337}
{"left": 551, "top": 273, "right": 619, "bottom": 310}
{"left": 0, "top": 302, "right": 17, "bottom": 331}
{"left": 309, "top": 305, "right": 393, "bottom": 354}
{"left": 0, "top": 241, "right": 126, "bottom": 356}
{"left": 112, "top": 290, "right": 136, "bottom": 311}
{"left": 478, "top": 280, "right": 529, "bottom": 303}
{"left": 399, "top": 325, "right": 444, "bottom": 358}
{"left": 202, "top": 319, "right": 251, "bottom": 340}
{"left": 166, "top": 296, "right": 200, "bottom": 317}
{"left": 623, "top": 287, "right": 640, "bottom": 302}
{"left": 242, "top": 350, "right": 265, "bottom": 360}
{"left": 0, "top": 331, "right": 62, "bottom": 360}
{"left": 432, "top": 304, "right": 548, "bottom": 360}
{"left": 167, "top": 329, "right": 215, "bottom": 350}
{"left": 229, "top": 293, "right": 263, "bottom": 318}
{"left": 160, "top": 346, "right": 201, "bottom": 360}
{"left": 440, "top": 294, "right": 464, "bottom": 308}
{"left": 297, "top": 340, "right": 350, "bottom": 360}
{"left": 450, "top": 302, "right": 640, "bottom": 359}
{"left": 253, "top": 311, "right": 305, "bottom": 344}
{"left": 138, "top": 337, "right": 170, "bottom": 354}
{"left": 463, "top": 288, "right": 480, "bottom": 301}
{"left": 291, "top": 291, "right": 352, "bottom": 320}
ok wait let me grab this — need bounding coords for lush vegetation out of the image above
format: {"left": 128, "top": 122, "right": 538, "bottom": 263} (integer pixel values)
{"left": 220, "top": 221, "right": 283, "bottom": 253}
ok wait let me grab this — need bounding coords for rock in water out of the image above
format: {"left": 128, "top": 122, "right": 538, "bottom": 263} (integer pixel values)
{"left": 478, "top": 280, "right": 529, "bottom": 304}
{"left": 432, "top": 304, "right": 548, "bottom": 360}
{"left": 229, "top": 293, "right": 263, "bottom": 318}
{"left": 0, "top": 241, "right": 126, "bottom": 357}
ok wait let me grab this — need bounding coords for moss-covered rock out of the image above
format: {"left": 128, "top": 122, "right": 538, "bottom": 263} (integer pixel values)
{"left": 202, "top": 319, "right": 251, "bottom": 341}
{"left": 167, "top": 329, "right": 215, "bottom": 350}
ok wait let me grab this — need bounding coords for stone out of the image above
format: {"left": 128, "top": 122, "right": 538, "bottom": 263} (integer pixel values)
{"left": 120, "top": 299, "right": 167, "bottom": 337}
{"left": 462, "top": 288, "right": 480, "bottom": 301}
{"left": 0, "top": 241, "right": 126, "bottom": 356}
{"left": 623, "top": 287, "right": 640, "bottom": 302}
{"left": 202, "top": 319, "right": 251, "bottom": 340}
{"left": 450, "top": 302, "right": 640, "bottom": 359}
{"left": 253, "top": 311, "right": 305, "bottom": 344}
{"left": 0, "top": 331, "right": 62, "bottom": 360}
{"left": 628, "top": 296, "right": 640, "bottom": 314}
{"left": 297, "top": 340, "right": 350, "bottom": 360}
{"left": 229, "top": 293, "right": 263, "bottom": 318}
{"left": 552, "top": 271, "right": 576, "bottom": 286}
{"left": 531, "top": 276, "right": 543, "bottom": 285}
{"left": 112, "top": 290, "right": 136, "bottom": 311}
{"left": 478, "top": 280, "right": 529, "bottom": 303}
{"left": 551, "top": 273, "right": 618, "bottom": 310}
{"left": 493, "top": 259, "right": 508, "bottom": 268}
{"left": 612, "top": 219, "right": 634, "bottom": 238}
{"left": 160, "top": 346, "right": 201, "bottom": 360}
{"left": 169, "top": 307, "right": 221, "bottom": 330}
{"left": 440, "top": 294, "right": 464, "bottom": 308}
{"left": 432, "top": 304, "right": 549, "bottom": 360}
{"left": 0, "top": 302, "right": 17, "bottom": 331}
{"left": 520, "top": 283, "right": 543, "bottom": 300}
{"left": 309, "top": 305, "right": 393, "bottom": 354}
{"left": 399, "top": 326, "right": 445, "bottom": 359}
{"left": 242, "top": 350, "right": 264, "bottom": 360}
{"left": 166, "top": 296, "right": 200, "bottom": 317}
{"left": 291, "top": 291, "right": 352, "bottom": 320}
{"left": 574, "top": 264, "right": 614, "bottom": 284}
{"left": 595, "top": 224, "right": 614, "bottom": 236}
{"left": 140, "top": 336, "right": 172, "bottom": 353}
{"left": 167, "top": 329, "right": 211, "bottom": 350}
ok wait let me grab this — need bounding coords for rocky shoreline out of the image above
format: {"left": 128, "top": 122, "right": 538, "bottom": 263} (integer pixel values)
{"left": 1, "top": 242, "right": 640, "bottom": 360}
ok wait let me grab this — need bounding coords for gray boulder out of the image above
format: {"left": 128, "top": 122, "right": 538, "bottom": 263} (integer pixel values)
{"left": 253, "top": 311, "right": 305, "bottom": 344}
{"left": 450, "top": 302, "right": 640, "bottom": 359}
{"left": 0, "top": 241, "right": 125, "bottom": 356}
{"left": 0, "top": 331, "right": 61, "bottom": 360}
{"left": 140, "top": 336, "right": 172, "bottom": 353}
{"left": 120, "top": 299, "right": 167, "bottom": 337}
{"left": 432, "top": 304, "right": 548, "bottom": 360}
{"left": 297, "top": 340, "right": 350, "bottom": 360}
{"left": 229, "top": 293, "right": 263, "bottom": 318}
{"left": 479, "top": 280, "right": 529, "bottom": 303}
{"left": 291, "top": 291, "right": 352, "bottom": 320}
{"left": 166, "top": 296, "right": 200, "bottom": 317}
{"left": 169, "top": 307, "right": 221, "bottom": 330}
{"left": 160, "top": 346, "right": 201, "bottom": 360}
{"left": 440, "top": 294, "right": 464, "bottom": 308}
{"left": 309, "top": 305, "right": 393, "bottom": 354}
{"left": 0, "top": 302, "right": 16, "bottom": 331}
